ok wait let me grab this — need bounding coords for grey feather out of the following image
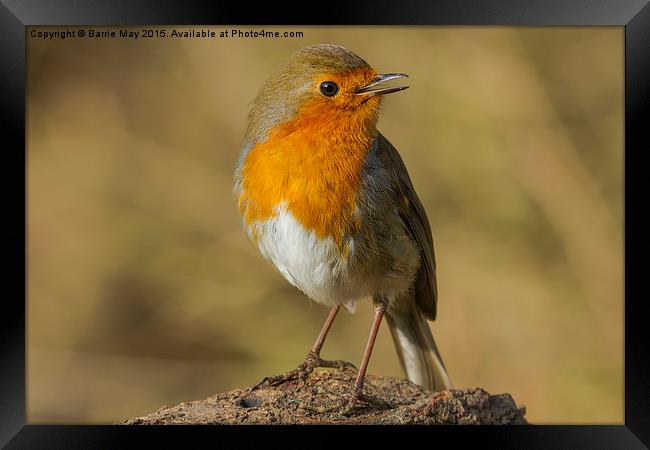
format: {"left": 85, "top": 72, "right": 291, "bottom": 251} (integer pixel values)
{"left": 375, "top": 133, "right": 438, "bottom": 320}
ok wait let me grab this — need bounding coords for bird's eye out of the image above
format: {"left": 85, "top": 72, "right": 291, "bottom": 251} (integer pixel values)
{"left": 319, "top": 81, "right": 339, "bottom": 97}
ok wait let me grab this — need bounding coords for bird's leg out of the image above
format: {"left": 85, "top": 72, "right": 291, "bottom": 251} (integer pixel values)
{"left": 298, "top": 305, "right": 357, "bottom": 374}
{"left": 340, "top": 301, "right": 390, "bottom": 414}
{"left": 301, "top": 301, "right": 390, "bottom": 415}
{"left": 251, "top": 305, "right": 356, "bottom": 390}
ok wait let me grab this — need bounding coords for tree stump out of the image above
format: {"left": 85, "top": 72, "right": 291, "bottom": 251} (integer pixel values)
{"left": 122, "top": 369, "right": 527, "bottom": 425}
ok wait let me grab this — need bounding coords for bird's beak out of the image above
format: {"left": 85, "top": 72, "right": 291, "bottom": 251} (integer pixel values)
{"left": 355, "top": 73, "right": 409, "bottom": 96}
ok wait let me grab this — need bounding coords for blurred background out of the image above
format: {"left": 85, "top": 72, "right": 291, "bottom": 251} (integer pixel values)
{"left": 27, "top": 26, "right": 623, "bottom": 424}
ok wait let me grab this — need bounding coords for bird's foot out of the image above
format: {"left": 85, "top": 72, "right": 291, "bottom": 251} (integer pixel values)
{"left": 339, "top": 389, "right": 391, "bottom": 416}
{"left": 250, "top": 351, "right": 357, "bottom": 391}
{"left": 300, "top": 387, "right": 391, "bottom": 416}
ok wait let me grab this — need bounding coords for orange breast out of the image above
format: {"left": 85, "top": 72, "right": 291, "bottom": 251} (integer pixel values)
{"left": 239, "top": 101, "right": 376, "bottom": 246}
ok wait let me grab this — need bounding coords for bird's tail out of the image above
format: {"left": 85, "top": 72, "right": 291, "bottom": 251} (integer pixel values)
{"left": 385, "top": 296, "right": 452, "bottom": 392}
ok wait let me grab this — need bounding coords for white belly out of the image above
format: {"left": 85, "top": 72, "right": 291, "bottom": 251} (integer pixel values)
{"left": 247, "top": 204, "right": 365, "bottom": 312}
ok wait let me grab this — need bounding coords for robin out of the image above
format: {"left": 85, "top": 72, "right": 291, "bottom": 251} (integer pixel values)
{"left": 234, "top": 44, "right": 452, "bottom": 410}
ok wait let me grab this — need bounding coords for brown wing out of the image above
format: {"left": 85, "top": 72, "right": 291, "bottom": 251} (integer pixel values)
{"left": 376, "top": 133, "right": 438, "bottom": 320}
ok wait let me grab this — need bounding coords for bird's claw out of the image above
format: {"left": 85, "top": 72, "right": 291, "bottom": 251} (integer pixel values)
{"left": 339, "top": 391, "right": 391, "bottom": 416}
{"left": 299, "top": 388, "right": 390, "bottom": 416}
{"left": 249, "top": 352, "right": 356, "bottom": 391}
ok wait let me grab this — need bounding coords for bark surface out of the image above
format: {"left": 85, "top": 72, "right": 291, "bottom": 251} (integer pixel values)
{"left": 123, "top": 369, "right": 527, "bottom": 425}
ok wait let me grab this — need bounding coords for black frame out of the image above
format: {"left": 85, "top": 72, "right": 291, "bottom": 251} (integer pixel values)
{"left": 2, "top": 0, "right": 648, "bottom": 448}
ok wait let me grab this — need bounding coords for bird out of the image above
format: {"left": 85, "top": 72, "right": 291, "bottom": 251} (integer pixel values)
{"left": 234, "top": 44, "right": 452, "bottom": 411}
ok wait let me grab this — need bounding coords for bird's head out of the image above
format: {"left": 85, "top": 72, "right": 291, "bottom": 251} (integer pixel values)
{"left": 245, "top": 44, "right": 408, "bottom": 146}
